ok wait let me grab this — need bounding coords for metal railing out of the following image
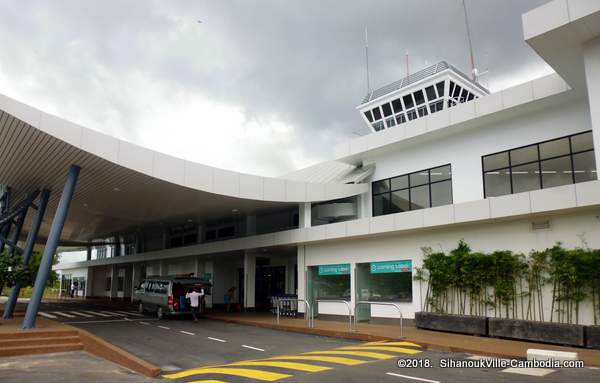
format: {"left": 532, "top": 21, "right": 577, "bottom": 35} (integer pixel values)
{"left": 276, "top": 298, "right": 314, "bottom": 328}
{"left": 317, "top": 299, "right": 353, "bottom": 331}
{"left": 354, "top": 301, "right": 404, "bottom": 337}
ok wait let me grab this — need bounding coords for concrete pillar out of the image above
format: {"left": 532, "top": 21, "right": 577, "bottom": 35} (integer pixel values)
{"left": 85, "top": 267, "right": 93, "bottom": 298}
{"left": 194, "top": 256, "right": 204, "bottom": 278}
{"left": 296, "top": 246, "right": 306, "bottom": 313}
{"left": 159, "top": 260, "right": 165, "bottom": 276}
{"left": 110, "top": 265, "right": 118, "bottom": 299}
{"left": 584, "top": 36, "right": 600, "bottom": 169}
{"left": 243, "top": 251, "right": 256, "bottom": 309}
{"left": 298, "top": 203, "right": 311, "bottom": 228}
{"left": 205, "top": 261, "right": 214, "bottom": 308}
{"left": 86, "top": 244, "right": 92, "bottom": 261}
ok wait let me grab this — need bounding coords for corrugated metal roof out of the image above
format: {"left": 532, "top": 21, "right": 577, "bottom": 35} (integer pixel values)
{"left": 280, "top": 161, "right": 357, "bottom": 184}
{"left": 361, "top": 61, "right": 488, "bottom": 104}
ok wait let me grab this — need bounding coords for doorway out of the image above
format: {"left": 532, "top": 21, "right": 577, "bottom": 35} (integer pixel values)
{"left": 255, "top": 266, "right": 286, "bottom": 311}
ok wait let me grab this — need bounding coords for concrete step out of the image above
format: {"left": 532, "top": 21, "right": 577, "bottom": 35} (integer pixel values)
{"left": 0, "top": 335, "right": 81, "bottom": 348}
{"left": 0, "top": 330, "right": 79, "bottom": 340}
{"left": 0, "top": 342, "right": 84, "bottom": 357}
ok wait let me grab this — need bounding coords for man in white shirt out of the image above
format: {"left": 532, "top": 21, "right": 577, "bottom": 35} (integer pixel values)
{"left": 185, "top": 288, "right": 204, "bottom": 321}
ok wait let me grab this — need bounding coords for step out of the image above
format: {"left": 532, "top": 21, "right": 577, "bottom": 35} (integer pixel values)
{"left": 527, "top": 348, "right": 578, "bottom": 362}
{"left": 0, "top": 330, "right": 79, "bottom": 340}
{"left": 0, "top": 335, "right": 81, "bottom": 348}
{"left": 0, "top": 343, "right": 84, "bottom": 357}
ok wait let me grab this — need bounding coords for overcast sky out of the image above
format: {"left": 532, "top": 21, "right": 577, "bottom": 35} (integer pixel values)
{"left": 0, "top": 0, "right": 553, "bottom": 177}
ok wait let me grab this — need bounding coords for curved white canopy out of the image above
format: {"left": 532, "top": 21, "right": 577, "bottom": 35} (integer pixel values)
{"left": 0, "top": 93, "right": 367, "bottom": 243}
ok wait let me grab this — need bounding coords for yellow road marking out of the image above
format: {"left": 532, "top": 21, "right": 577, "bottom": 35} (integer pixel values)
{"left": 162, "top": 367, "right": 291, "bottom": 381}
{"left": 365, "top": 341, "right": 422, "bottom": 348}
{"left": 188, "top": 381, "right": 228, "bottom": 383}
{"left": 264, "top": 355, "right": 366, "bottom": 365}
{"left": 227, "top": 360, "right": 331, "bottom": 372}
{"left": 303, "top": 350, "right": 396, "bottom": 359}
{"left": 337, "top": 346, "right": 422, "bottom": 354}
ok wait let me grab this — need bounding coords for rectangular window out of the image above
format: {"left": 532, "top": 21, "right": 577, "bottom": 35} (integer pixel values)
{"left": 417, "top": 105, "right": 428, "bottom": 117}
{"left": 356, "top": 261, "right": 412, "bottom": 303}
{"left": 403, "top": 94, "right": 414, "bottom": 109}
{"left": 406, "top": 109, "right": 418, "bottom": 121}
{"left": 310, "top": 265, "right": 350, "bottom": 300}
{"left": 372, "top": 164, "right": 453, "bottom": 217}
{"left": 395, "top": 114, "right": 406, "bottom": 125}
{"left": 482, "top": 131, "right": 596, "bottom": 198}
{"left": 364, "top": 110, "right": 373, "bottom": 123}
{"left": 385, "top": 116, "right": 396, "bottom": 128}
{"left": 425, "top": 85, "right": 436, "bottom": 101}
{"left": 436, "top": 81, "right": 445, "bottom": 98}
{"left": 372, "top": 107, "right": 382, "bottom": 121}
{"left": 429, "top": 100, "right": 444, "bottom": 113}
{"left": 372, "top": 121, "right": 384, "bottom": 131}
{"left": 391, "top": 98, "right": 403, "bottom": 113}
{"left": 413, "top": 90, "right": 425, "bottom": 105}
{"left": 381, "top": 103, "right": 393, "bottom": 117}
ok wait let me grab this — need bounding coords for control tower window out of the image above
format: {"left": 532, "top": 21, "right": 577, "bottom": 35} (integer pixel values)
{"left": 436, "top": 81, "right": 445, "bottom": 98}
{"left": 425, "top": 86, "right": 436, "bottom": 101}
{"left": 391, "top": 98, "right": 402, "bottom": 113}
{"left": 372, "top": 107, "right": 382, "bottom": 121}
{"left": 382, "top": 102, "right": 393, "bottom": 117}
{"left": 364, "top": 110, "right": 373, "bottom": 123}
{"left": 414, "top": 90, "right": 425, "bottom": 105}
{"left": 403, "top": 94, "right": 414, "bottom": 109}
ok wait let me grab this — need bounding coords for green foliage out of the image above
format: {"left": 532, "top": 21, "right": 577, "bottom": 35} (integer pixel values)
{"left": 415, "top": 241, "right": 600, "bottom": 324}
{"left": 0, "top": 249, "right": 59, "bottom": 294}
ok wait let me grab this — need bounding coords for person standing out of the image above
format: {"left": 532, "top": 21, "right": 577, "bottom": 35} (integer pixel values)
{"left": 70, "top": 281, "right": 76, "bottom": 298}
{"left": 185, "top": 288, "right": 204, "bottom": 321}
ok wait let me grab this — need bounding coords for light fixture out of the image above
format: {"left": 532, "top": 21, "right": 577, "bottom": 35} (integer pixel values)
{"left": 231, "top": 208, "right": 239, "bottom": 213}
{"left": 113, "top": 187, "right": 121, "bottom": 192}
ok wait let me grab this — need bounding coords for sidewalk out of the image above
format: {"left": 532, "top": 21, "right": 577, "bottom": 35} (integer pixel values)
{"left": 205, "top": 312, "right": 600, "bottom": 367}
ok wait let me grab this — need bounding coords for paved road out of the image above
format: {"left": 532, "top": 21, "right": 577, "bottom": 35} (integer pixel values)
{"left": 19, "top": 300, "right": 600, "bottom": 382}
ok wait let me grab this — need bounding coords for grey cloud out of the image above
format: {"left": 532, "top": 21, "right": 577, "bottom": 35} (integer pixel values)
{"left": 0, "top": 0, "right": 550, "bottom": 176}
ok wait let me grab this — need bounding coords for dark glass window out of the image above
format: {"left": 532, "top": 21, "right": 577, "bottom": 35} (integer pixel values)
{"left": 382, "top": 103, "right": 393, "bottom": 117}
{"left": 372, "top": 107, "right": 382, "bottom": 121}
{"left": 425, "top": 85, "right": 436, "bottom": 101}
{"left": 467, "top": 93, "right": 475, "bottom": 101}
{"left": 403, "top": 94, "right": 414, "bottom": 109}
{"left": 436, "top": 81, "right": 445, "bottom": 98}
{"left": 391, "top": 98, "right": 403, "bottom": 113}
{"left": 414, "top": 90, "right": 425, "bottom": 105}
{"left": 396, "top": 114, "right": 407, "bottom": 125}
{"left": 452, "top": 85, "right": 462, "bottom": 98}
{"left": 449, "top": 81, "right": 455, "bottom": 97}
{"left": 417, "top": 105, "right": 428, "bottom": 117}
{"left": 364, "top": 110, "right": 373, "bottom": 123}
{"left": 372, "top": 121, "right": 384, "bottom": 131}
{"left": 406, "top": 110, "right": 418, "bottom": 121}
{"left": 385, "top": 116, "right": 396, "bottom": 128}
{"left": 372, "top": 164, "right": 453, "bottom": 217}
{"left": 429, "top": 100, "right": 444, "bottom": 113}
{"left": 482, "top": 131, "right": 596, "bottom": 198}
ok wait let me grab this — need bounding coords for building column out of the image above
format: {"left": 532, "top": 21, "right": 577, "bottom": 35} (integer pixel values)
{"left": 86, "top": 242, "right": 92, "bottom": 261}
{"left": 584, "top": 36, "right": 600, "bottom": 169}
{"left": 23, "top": 165, "right": 80, "bottom": 329}
{"left": 204, "top": 261, "right": 213, "bottom": 308}
{"left": 85, "top": 267, "right": 94, "bottom": 298}
{"left": 298, "top": 203, "right": 311, "bottom": 228}
{"left": 110, "top": 265, "right": 118, "bottom": 300}
{"left": 297, "top": 245, "right": 306, "bottom": 314}
{"left": 246, "top": 215, "right": 257, "bottom": 236}
{"left": 243, "top": 251, "right": 256, "bottom": 310}
{"left": 123, "top": 265, "right": 133, "bottom": 299}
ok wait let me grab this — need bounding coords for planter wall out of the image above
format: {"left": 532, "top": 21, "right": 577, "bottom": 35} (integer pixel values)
{"left": 415, "top": 312, "right": 487, "bottom": 336}
{"left": 585, "top": 325, "right": 600, "bottom": 349}
{"left": 488, "top": 318, "right": 585, "bottom": 347}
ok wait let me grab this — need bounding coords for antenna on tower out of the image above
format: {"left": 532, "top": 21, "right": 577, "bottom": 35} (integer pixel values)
{"left": 365, "top": 26, "right": 371, "bottom": 94}
{"left": 461, "top": 0, "right": 478, "bottom": 81}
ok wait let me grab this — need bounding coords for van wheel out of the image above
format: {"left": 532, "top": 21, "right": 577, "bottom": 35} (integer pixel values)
{"left": 157, "top": 306, "right": 164, "bottom": 320}
{"left": 138, "top": 303, "right": 144, "bottom": 314}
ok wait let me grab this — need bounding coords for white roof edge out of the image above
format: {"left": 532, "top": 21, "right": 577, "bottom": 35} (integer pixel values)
{"left": 0, "top": 92, "right": 367, "bottom": 203}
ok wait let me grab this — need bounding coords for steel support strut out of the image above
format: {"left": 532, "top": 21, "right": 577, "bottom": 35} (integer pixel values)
{"left": 3, "top": 190, "right": 50, "bottom": 320}
{"left": 23, "top": 166, "right": 80, "bottom": 329}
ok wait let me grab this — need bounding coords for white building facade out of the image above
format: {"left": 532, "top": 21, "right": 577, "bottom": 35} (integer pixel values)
{"left": 3, "top": 0, "right": 600, "bottom": 325}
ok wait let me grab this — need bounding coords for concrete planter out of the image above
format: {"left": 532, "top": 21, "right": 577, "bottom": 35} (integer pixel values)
{"left": 585, "top": 325, "right": 600, "bottom": 349}
{"left": 488, "top": 318, "right": 585, "bottom": 347}
{"left": 415, "top": 312, "right": 488, "bottom": 336}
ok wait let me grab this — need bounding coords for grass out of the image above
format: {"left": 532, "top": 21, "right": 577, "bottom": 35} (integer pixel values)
{"left": 1, "top": 286, "right": 61, "bottom": 299}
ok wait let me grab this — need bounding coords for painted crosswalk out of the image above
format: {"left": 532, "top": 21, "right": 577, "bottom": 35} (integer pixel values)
{"left": 38, "top": 310, "right": 146, "bottom": 320}
{"left": 162, "top": 340, "right": 423, "bottom": 382}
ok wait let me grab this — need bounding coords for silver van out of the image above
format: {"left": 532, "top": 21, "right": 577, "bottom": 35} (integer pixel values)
{"left": 133, "top": 276, "right": 211, "bottom": 319}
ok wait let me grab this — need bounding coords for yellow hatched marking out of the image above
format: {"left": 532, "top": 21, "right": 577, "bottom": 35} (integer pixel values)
{"left": 227, "top": 360, "right": 331, "bottom": 372}
{"left": 337, "top": 346, "right": 422, "bottom": 354}
{"left": 188, "top": 381, "right": 228, "bottom": 383}
{"left": 162, "top": 367, "right": 291, "bottom": 381}
{"left": 264, "top": 355, "right": 366, "bottom": 366}
{"left": 303, "top": 350, "right": 396, "bottom": 359}
{"left": 365, "top": 341, "right": 421, "bottom": 348}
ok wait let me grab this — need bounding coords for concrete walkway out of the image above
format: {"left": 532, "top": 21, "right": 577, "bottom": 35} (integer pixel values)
{"left": 205, "top": 312, "right": 600, "bottom": 367}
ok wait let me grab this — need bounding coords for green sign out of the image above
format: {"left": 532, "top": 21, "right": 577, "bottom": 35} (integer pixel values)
{"left": 370, "top": 260, "right": 412, "bottom": 274}
{"left": 318, "top": 263, "right": 350, "bottom": 276}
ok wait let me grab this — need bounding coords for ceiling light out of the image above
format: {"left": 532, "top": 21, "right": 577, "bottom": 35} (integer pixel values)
{"left": 113, "top": 187, "right": 121, "bottom": 192}
{"left": 232, "top": 208, "right": 239, "bottom": 213}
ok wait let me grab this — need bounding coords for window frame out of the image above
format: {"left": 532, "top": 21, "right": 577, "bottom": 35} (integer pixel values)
{"left": 372, "top": 164, "right": 453, "bottom": 217}
{"left": 482, "top": 130, "right": 595, "bottom": 198}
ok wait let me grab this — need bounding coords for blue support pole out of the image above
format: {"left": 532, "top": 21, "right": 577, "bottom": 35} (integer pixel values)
{"left": 3, "top": 190, "right": 50, "bottom": 320}
{"left": 23, "top": 166, "right": 80, "bottom": 329}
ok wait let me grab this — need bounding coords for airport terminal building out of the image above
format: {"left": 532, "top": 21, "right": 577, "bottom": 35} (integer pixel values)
{"left": 3, "top": 1, "right": 600, "bottom": 324}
